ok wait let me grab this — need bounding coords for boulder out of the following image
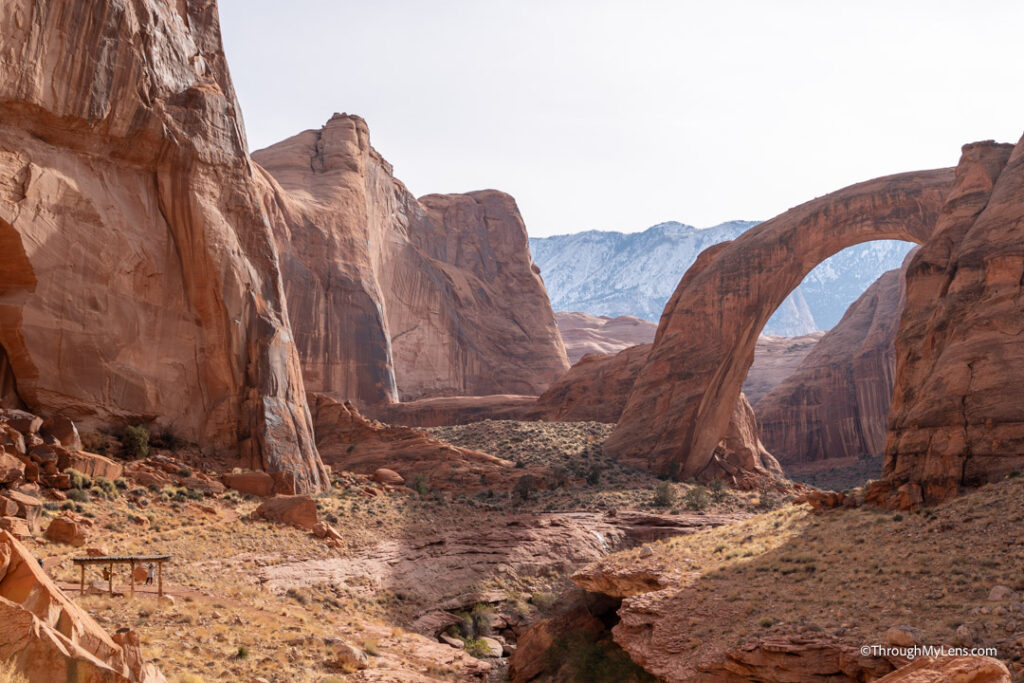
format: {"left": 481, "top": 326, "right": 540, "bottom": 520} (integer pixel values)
{"left": 221, "top": 471, "right": 275, "bottom": 497}
{"left": 39, "top": 416, "right": 82, "bottom": 451}
{"left": 876, "top": 656, "right": 1010, "bottom": 682}
{"left": 372, "top": 468, "right": 404, "bottom": 486}
{"left": 987, "top": 585, "right": 1017, "bottom": 602}
{"left": 62, "top": 451, "right": 123, "bottom": 481}
{"left": 886, "top": 625, "right": 924, "bottom": 647}
{"left": 312, "top": 522, "right": 343, "bottom": 543}
{"left": 180, "top": 476, "right": 224, "bottom": 496}
{"left": 44, "top": 514, "right": 91, "bottom": 547}
{"left": 0, "top": 530, "right": 165, "bottom": 681}
{"left": 478, "top": 636, "right": 504, "bottom": 658}
{"left": 0, "top": 452, "right": 24, "bottom": 484}
{"left": 0, "top": 491, "right": 41, "bottom": 533}
{"left": 0, "top": 517, "right": 31, "bottom": 539}
{"left": 4, "top": 410, "right": 42, "bottom": 436}
{"left": 251, "top": 495, "right": 318, "bottom": 531}
{"left": 332, "top": 642, "right": 369, "bottom": 671}
{"left": 0, "top": 426, "right": 26, "bottom": 455}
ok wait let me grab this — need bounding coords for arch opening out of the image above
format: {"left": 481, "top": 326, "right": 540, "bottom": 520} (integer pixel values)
{"left": 747, "top": 240, "right": 915, "bottom": 489}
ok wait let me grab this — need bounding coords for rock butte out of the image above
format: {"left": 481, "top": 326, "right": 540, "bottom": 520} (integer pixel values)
{"left": 757, "top": 266, "right": 906, "bottom": 466}
{"left": 605, "top": 167, "right": 955, "bottom": 480}
{"left": 254, "top": 116, "right": 568, "bottom": 405}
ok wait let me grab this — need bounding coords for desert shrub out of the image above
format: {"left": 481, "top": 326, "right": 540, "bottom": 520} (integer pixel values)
{"left": 94, "top": 476, "right": 117, "bottom": 496}
{"left": 64, "top": 468, "right": 92, "bottom": 491}
{"left": 683, "top": 486, "right": 709, "bottom": 511}
{"left": 120, "top": 425, "right": 150, "bottom": 459}
{"left": 150, "top": 428, "right": 182, "bottom": 450}
{"left": 464, "top": 637, "right": 491, "bottom": 658}
{"left": 362, "top": 639, "right": 379, "bottom": 656}
{"left": 529, "top": 591, "right": 558, "bottom": 611}
{"left": 113, "top": 477, "right": 129, "bottom": 490}
{"left": 653, "top": 481, "right": 677, "bottom": 508}
{"left": 79, "top": 431, "right": 108, "bottom": 456}
{"left": 177, "top": 467, "right": 192, "bottom": 478}
{"left": 408, "top": 473, "right": 430, "bottom": 497}
{"left": 756, "top": 486, "right": 780, "bottom": 511}
{"left": 66, "top": 488, "right": 91, "bottom": 503}
{"left": 585, "top": 464, "right": 602, "bottom": 486}
{"left": 548, "top": 465, "right": 569, "bottom": 489}
{"left": 513, "top": 474, "right": 537, "bottom": 503}
{"left": 470, "top": 604, "right": 493, "bottom": 636}
{"left": 546, "top": 634, "right": 655, "bottom": 683}
{"left": 708, "top": 478, "right": 728, "bottom": 501}
{"left": 234, "top": 646, "right": 249, "bottom": 660}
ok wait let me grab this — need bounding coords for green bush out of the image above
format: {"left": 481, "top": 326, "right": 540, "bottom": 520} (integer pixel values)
{"left": 120, "top": 425, "right": 150, "bottom": 459}
{"left": 66, "top": 488, "right": 91, "bottom": 503}
{"left": 64, "top": 469, "right": 92, "bottom": 491}
{"left": 408, "top": 473, "right": 430, "bottom": 497}
{"left": 463, "top": 637, "right": 492, "bottom": 658}
{"left": 708, "top": 478, "right": 728, "bottom": 501}
{"left": 177, "top": 467, "right": 192, "bottom": 478}
{"left": 683, "top": 486, "right": 709, "bottom": 511}
{"left": 653, "top": 481, "right": 677, "bottom": 508}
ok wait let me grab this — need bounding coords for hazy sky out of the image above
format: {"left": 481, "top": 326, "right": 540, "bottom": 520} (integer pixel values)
{"left": 219, "top": 1, "right": 1024, "bottom": 237}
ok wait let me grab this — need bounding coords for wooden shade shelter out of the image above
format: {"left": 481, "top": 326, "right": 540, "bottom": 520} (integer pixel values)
{"left": 72, "top": 554, "right": 171, "bottom": 598}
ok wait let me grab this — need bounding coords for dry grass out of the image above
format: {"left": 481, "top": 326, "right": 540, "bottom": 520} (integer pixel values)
{"left": 585, "top": 475, "right": 1024, "bottom": 678}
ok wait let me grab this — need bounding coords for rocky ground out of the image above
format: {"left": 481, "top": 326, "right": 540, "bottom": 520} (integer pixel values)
{"left": 14, "top": 420, "right": 766, "bottom": 681}
{"left": 572, "top": 475, "right": 1024, "bottom": 681}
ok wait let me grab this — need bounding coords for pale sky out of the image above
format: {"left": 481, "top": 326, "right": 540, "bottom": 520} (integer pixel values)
{"left": 219, "top": 1, "right": 1024, "bottom": 237}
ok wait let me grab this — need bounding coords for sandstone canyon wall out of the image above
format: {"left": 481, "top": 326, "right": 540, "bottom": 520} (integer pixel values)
{"left": 0, "top": 0, "right": 327, "bottom": 492}
{"left": 605, "top": 168, "right": 954, "bottom": 479}
{"left": 757, "top": 267, "right": 905, "bottom": 465}
{"left": 885, "top": 140, "right": 1024, "bottom": 503}
{"left": 253, "top": 116, "right": 569, "bottom": 405}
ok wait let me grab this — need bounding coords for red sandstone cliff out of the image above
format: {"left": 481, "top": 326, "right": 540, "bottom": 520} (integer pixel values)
{"left": 885, "top": 139, "right": 1024, "bottom": 503}
{"left": 756, "top": 267, "right": 905, "bottom": 466}
{"left": 0, "top": 0, "right": 327, "bottom": 492}
{"left": 254, "top": 116, "right": 569, "bottom": 404}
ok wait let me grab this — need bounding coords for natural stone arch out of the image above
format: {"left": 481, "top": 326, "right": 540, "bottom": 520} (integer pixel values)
{"left": 604, "top": 168, "right": 956, "bottom": 479}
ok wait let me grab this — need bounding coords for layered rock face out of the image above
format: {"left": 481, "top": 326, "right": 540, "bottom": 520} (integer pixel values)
{"left": 554, "top": 312, "right": 658, "bottom": 364}
{"left": 254, "top": 116, "right": 568, "bottom": 404}
{"left": 885, "top": 140, "right": 1024, "bottom": 503}
{"left": 0, "top": 0, "right": 327, "bottom": 492}
{"left": 757, "top": 267, "right": 905, "bottom": 465}
{"left": 538, "top": 344, "right": 653, "bottom": 423}
{"left": 743, "top": 332, "right": 824, "bottom": 404}
{"left": 605, "top": 168, "right": 954, "bottom": 479}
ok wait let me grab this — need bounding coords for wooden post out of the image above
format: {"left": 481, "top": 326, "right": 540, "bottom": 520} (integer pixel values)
{"left": 108, "top": 562, "right": 113, "bottom": 595}
{"left": 79, "top": 564, "right": 85, "bottom": 595}
{"left": 129, "top": 560, "right": 135, "bottom": 598}
{"left": 157, "top": 561, "right": 163, "bottom": 598}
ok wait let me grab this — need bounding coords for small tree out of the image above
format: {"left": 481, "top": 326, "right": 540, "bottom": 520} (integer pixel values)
{"left": 683, "top": 485, "right": 709, "bottom": 511}
{"left": 120, "top": 424, "right": 150, "bottom": 460}
{"left": 653, "top": 481, "right": 677, "bottom": 508}
{"left": 513, "top": 474, "right": 537, "bottom": 503}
